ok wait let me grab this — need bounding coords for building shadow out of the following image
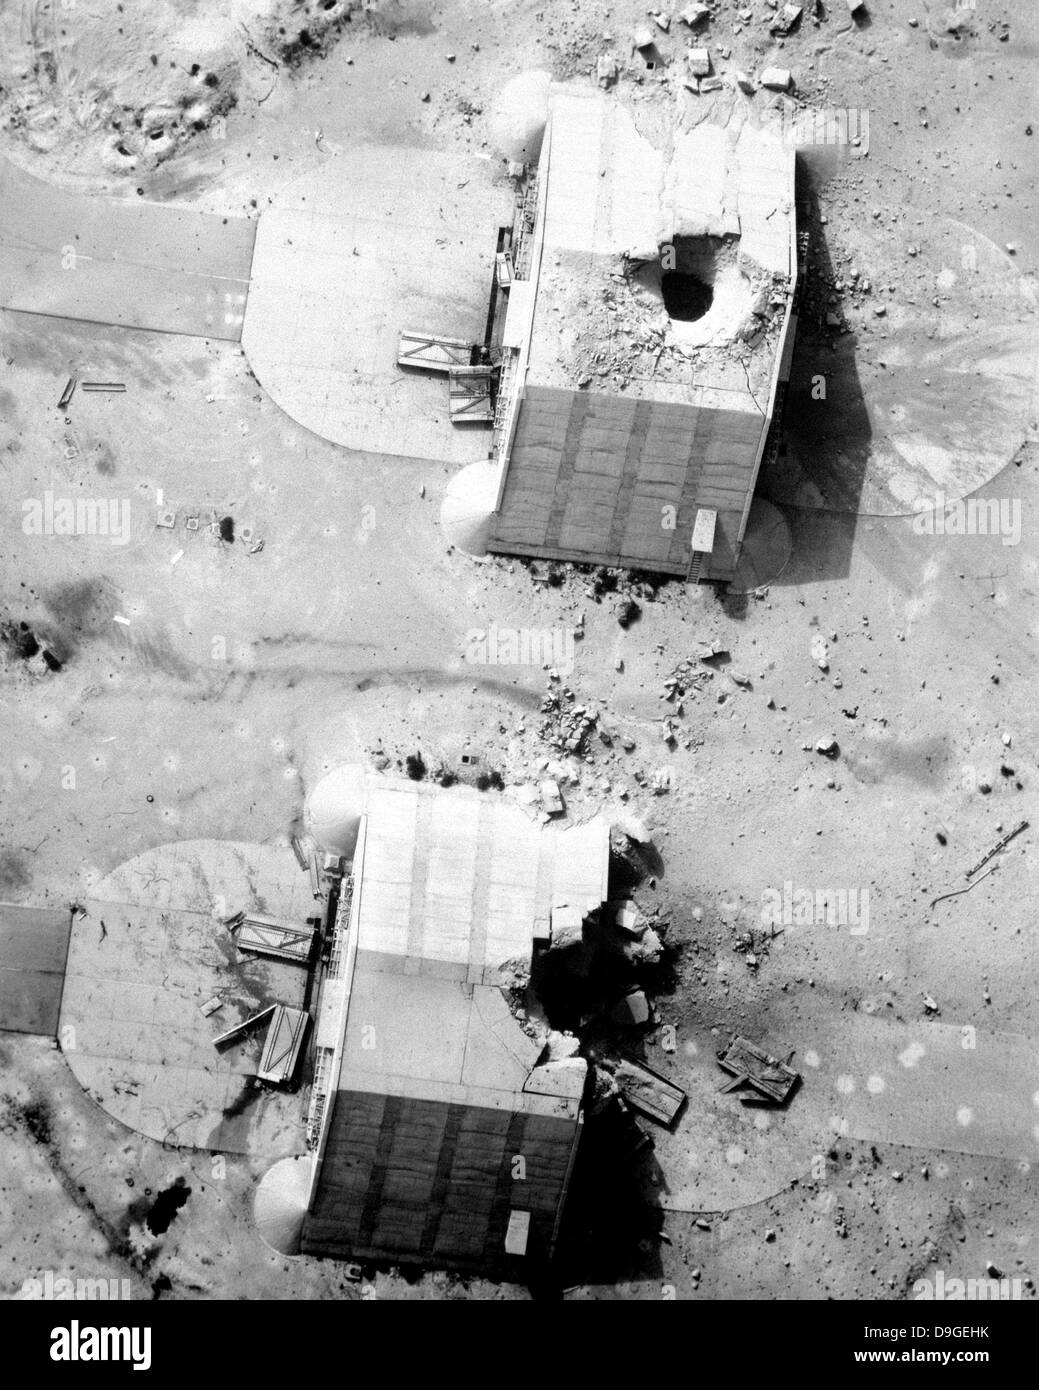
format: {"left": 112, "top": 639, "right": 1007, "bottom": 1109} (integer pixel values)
{"left": 754, "top": 156, "right": 875, "bottom": 586}
{"left": 549, "top": 1097, "right": 668, "bottom": 1294}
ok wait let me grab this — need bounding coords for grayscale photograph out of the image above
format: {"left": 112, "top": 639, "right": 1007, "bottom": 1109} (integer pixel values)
{"left": 0, "top": 0, "right": 1034, "bottom": 1354}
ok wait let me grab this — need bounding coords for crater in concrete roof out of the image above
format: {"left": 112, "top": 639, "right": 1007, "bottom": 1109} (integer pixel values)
{"left": 630, "top": 234, "right": 758, "bottom": 348}
{"left": 661, "top": 269, "right": 713, "bottom": 322}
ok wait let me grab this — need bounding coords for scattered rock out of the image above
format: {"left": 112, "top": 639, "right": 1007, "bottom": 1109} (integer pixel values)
{"left": 610, "top": 989, "right": 650, "bottom": 1026}
{"left": 680, "top": 4, "right": 711, "bottom": 25}
{"left": 597, "top": 55, "right": 618, "bottom": 88}
{"left": 615, "top": 814, "right": 652, "bottom": 845}
{"left": 769, "top": 4, "right": 803, "bottom": 36}
{"left": 617, "top": 598, "right": 641, "bottom": 629}
{"left": 687, "top": 47, "right": 711, "bottom": 77}
{"left": 546, "top": 1030, "right": 582, "bottom": 1060}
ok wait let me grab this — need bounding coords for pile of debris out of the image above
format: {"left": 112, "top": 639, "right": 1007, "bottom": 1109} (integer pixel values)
{"left": 660, "top": 657, "right": 715, "bottom": 713}
{"left": 510, "top": 772, "right": 569, "bottom": 823}
{"left": 539, "top": 676, "right": 608, "bottom": 757}
{"left": 603, "top": 898, "right": 666, "bottom": 969}
{"left": 545, "top": 250, "right": 787, "bottom": 397}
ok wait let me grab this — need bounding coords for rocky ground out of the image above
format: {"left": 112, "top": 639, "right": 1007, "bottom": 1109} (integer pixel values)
{"left": 1, "top": 0, "right": 1037, "bottom": 1301}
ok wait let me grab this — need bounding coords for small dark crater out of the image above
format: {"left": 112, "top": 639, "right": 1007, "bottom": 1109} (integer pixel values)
{"left": 405, "top": 752, "right": 427, "bottom": 781}
{"left": 146, "top": 1177, "right": 191, "bottom": 1235}
{"left": 661, "top": 270, "right": 713, "bottom": 322}
{"left": 1, "top": 620, "right": 39, "bottom": 659}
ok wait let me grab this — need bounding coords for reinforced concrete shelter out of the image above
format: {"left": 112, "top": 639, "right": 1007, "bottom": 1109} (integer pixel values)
{"left": 484, "top": 88, "right": 799, "bottom": 581}
{"left": 289, "top": 777, "right": 609, "bottom": 1270}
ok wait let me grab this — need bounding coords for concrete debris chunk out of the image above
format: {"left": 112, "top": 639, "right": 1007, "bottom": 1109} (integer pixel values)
{"left": 615, "top": 813, "right": 652, "bottom": 844}
{"left": 539, "top": 778, "right": 564, "bottom": 815}
{"left": 628, "top": 927, "right": 663, "bottom": 965}
{"left": 680, "top": 3, "right": 711, "bottom": 25}
{"left": 735, "top": 70, "right": 756, "bottom": 94}
{"left": 770, "top": 4, "right": 803, "bottom": 34}
{"left": 546, "top": 1029, "right": 582, "bottom": 1060}
{"left": 610, "top": 988, "right": 650, "bottom": 1026}
{"left": 760, "top": 66, "right": 793, "bottom": 92}
{"left": 513, "top": 782, "right": 541, "bottom": 820}
{"left": 687, "top": 47, "right": 711, "bottom": 77}
{"left": 612, "top": 900, "right": 642, "bottom": 934}
{"left": 596, "top": 54, "right": 618, "bottom": 88}
{"left": 550, "top": 903, "right": 585, "bottom": 951}
{"left": 524, "top": 1058, "right": 588, "bottom": 1100}
{"left": 633, "top": 25, "right": 655, "bottom": 49}
{"left": 815, "top": 735, "right": 840, "bottom": 758}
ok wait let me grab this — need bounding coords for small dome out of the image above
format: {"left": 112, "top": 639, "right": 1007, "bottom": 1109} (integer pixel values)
{"left": 489, "top": 71, "right": 551, "bottom": 164}
{"left": 304, "top": 763, "right": 366, "bottom": 857}
{"left": 441, "top": 460, "right": 501, "bottom": 556}
{"left": 254, "top": 1155, "right": 312, "bottom": 1257}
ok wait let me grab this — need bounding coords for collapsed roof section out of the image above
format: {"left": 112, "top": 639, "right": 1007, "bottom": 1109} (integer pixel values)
{"left": 297, "top": 777, "right": 610, "bottom": 1270}
{"left": 485, "top": 87, "right": 799, "bottom": 581}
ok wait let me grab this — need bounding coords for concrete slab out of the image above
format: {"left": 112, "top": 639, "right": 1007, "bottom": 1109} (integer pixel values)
{"left": 60, "top": 840, "right": 315, "bottom": 1154}
{"left": 649, "top": 1012, "right": 1039, "bottom": 1214}
{"left": 0, "top": 905, "right": 72, "bottom": 1035}
{"left": 242, "top": 148, "right": 513, "bottom": 461}
{"left": 0, "top": 157, "right": 254, "bottom": 341}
